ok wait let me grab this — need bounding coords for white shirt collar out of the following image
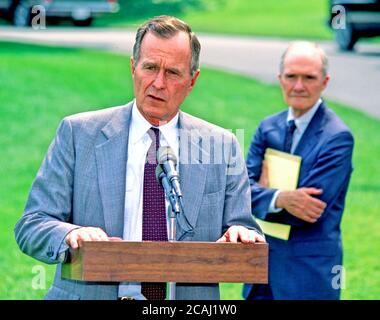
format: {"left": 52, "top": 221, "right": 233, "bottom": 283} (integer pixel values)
{"left": 287, "top": 98, "right": 322, "bottom": 132}
{"left": 130, "top": 99, "right": 179, "bottom": 150}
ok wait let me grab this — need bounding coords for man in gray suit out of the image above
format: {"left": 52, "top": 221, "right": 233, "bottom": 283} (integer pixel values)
{"left": 15, "top": 15, "right": 264, "bottom": 300}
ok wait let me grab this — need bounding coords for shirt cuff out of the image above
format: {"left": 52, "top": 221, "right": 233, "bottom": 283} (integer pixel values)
{"left": 58, "top": 241, "right": 70, "bottom": 263}
{"left": 268, "top": 190, "right": 282, "bottom": 213}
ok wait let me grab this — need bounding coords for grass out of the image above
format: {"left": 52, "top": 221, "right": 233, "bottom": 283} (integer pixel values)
{"left": 182, "top": 0, "right": 333, "bottom": 39}
{"left": 1, "top": 42, "right": 379, "bottom": 300}
{"left": 94, "top": 0, "right": 333, "bottom": 40}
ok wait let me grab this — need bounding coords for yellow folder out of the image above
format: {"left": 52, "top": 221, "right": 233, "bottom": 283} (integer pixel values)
{"left": 255, "top": 148, "right": 302, "bottom": 241}
{"left": 265, "top": 148, "right": 302, "bottom": 191}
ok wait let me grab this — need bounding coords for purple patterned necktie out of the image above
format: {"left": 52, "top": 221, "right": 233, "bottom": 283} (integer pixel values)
{"left": 141, "top": 127, "right": 167, "bottom": 300}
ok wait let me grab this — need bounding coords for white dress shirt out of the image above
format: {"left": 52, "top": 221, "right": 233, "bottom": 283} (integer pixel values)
{"left": 268, "top": 99, "right": 322, "bottom": 213}
{"left": 118, "top": 100, "right": 179, "bottom": 299}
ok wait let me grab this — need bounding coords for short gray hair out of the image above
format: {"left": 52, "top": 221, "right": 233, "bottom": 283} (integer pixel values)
{"left": 133, "top": 15, "right": 201, "bottom": 76}
{"left": 279, "top": 41, "right": 329, "bottom": 77}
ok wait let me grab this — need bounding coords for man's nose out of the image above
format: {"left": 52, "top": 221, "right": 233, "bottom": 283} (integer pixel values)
{"left": 152, "top": 70, "right": 166, "bottom": 89}
{"left": 293, "top": 77, "right": 305, "bottom": 91}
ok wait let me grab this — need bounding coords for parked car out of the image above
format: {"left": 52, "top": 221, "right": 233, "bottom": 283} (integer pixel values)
{"left": 329, "top": 0, "right": 380, "bottom": 50}
{"left": 0, "top": 0, "right": 119, "bottom": 27}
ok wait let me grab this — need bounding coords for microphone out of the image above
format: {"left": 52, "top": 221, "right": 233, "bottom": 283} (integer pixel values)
{"left": 156, "top": 162, "right": 193, "bottom": 234}
{"left": 157, "top": 146, "right": 183, "bottom": 202}
{"left": 155, "top": 165, "right": 180, "bottom": 215}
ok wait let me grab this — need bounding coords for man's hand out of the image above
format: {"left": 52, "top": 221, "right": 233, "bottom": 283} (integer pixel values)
{"left": 276, "top": 188, "right": 327, "bottom": 223}
{"left": 65, "top": 227, "right": 117, "bottom": 249}
{"left": 216, "top": 226, "right": 266, "bottom": 243}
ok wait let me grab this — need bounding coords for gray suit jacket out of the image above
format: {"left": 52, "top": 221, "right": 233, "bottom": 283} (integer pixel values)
{"left": 15, "top": 101, "right": 261, "bottom": 300}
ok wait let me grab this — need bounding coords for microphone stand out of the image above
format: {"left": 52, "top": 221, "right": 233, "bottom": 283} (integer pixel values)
{"left": 167, "top": 188, "right": 182, "bottom": 300}
{"left": 167, "top": 203, "right": 177, "bottom": 301}
{"left": 156, "top": 167, "right": 181, "bottom": 300}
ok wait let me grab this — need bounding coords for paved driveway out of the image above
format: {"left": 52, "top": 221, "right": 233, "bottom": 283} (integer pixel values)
{"left": 1, "top": 28, "right": 379, "bottom": 119}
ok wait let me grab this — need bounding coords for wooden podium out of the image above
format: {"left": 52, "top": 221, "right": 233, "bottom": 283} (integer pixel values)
{"left": 61, "top": 241, "right": 268, "bottom": 284}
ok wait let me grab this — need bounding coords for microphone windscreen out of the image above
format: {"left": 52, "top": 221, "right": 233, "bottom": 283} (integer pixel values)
{"left": 157, "top": 146, "right": 177, "bottom": 164}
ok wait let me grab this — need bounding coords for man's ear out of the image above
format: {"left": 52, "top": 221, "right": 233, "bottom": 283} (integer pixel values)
{"left": 277, "top": 73, "right": 285, "bottom": 89}
{"left": 189, "top": 70, "right": 200, "bottom": 90}
{"left": 322, "top": 74, "right": 331, "bottom": 89}
{"left": 130, "top": 57, "right": 135, "bottom": 75}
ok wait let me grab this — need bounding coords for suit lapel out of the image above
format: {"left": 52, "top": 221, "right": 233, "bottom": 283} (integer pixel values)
{"left": 177, "top": 112, "right": 207, "bottom": 240}
{"left": 293, "top": 102, "right": 325, "bottom": 157}
{"left": 95, "top": 103, "right": 133, "bottom": 237}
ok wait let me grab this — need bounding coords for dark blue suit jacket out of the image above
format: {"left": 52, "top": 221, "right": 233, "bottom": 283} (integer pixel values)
{"left": 243, "top": 102, "right": 354, "bottom": 299}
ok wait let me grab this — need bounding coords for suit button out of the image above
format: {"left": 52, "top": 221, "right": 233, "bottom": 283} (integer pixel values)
{"left": 47, "top": 245, "right": 54, "bottom": 257}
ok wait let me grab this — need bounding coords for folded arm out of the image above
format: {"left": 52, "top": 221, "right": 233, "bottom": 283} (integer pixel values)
{"left": 248, "top": 126, "right": 354, "bottom": 226}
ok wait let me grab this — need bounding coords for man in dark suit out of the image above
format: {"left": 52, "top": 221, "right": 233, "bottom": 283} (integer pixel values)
{"left": 243, "top": 41, "right": 354, "bottom": 300}
{"left": 15, "top": 15, "right": 264, "bottom": 300}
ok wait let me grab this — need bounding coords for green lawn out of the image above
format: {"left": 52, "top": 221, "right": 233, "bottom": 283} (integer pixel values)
{"left": 1, "top": 42, "right": 379, "bottom": 300}
{"left": 182, "top": 0, "right": 332, "bottom": 39}
{"left": 95, "top": 0, "right": 333, "bottom": 40}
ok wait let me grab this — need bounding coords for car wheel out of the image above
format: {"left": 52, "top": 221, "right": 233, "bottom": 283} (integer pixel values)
{"left": 13, "top": 2, "right": 31, "bottom": 27}
{"left": 336, "top": 21, "right": 359, "bottom": 51}
{"left": 72, "top": 17, "right": 93, "bottom": 27}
